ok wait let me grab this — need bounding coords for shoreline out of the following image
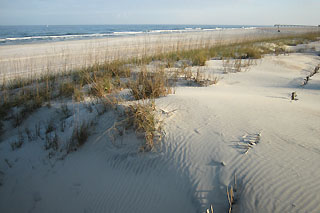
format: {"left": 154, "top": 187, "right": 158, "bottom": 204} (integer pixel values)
{"left": 0, "top": 25, "right": 264, "bottom": 46}
{"left": 0, "top": 27, "right": 319, "bottom": 81}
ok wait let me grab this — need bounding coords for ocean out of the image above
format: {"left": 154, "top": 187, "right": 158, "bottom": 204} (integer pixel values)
{"left": 0, "top": 25, "right": 260, "bottom": 45}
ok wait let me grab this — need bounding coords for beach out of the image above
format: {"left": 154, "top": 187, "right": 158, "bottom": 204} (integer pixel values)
{"left": 1, "top": 27, "right": 319, "bottom": 81}
{"left": 0, "top": 27, "right": 320, "bottom": 213}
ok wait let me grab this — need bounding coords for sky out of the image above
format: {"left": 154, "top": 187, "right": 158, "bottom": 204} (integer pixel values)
{"left": 0, "top": 0, "right": 319, "bottom": 25}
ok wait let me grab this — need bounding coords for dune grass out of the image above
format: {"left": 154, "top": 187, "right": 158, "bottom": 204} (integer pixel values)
{"left": 67, "top": 121, "right": 91, "bottom": 153}
{"left": 1, "top": 31, "right": 319, "bottom": 151}
{"left": 126, "top": 101, "right": 162, "bottom": 151}
{"left": 128, "top": 66, "right": 172, "bottom": 100}
{"left": 1, "top": 31, "right": 319, "bottom": 93}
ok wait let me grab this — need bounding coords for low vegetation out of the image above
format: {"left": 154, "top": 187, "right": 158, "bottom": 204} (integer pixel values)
{"left": 1, "top": 32, "right": 319, "bottom": 154}
{"left": 206, "top": 174, "right": 238, "bottom": 213}
{"left": 126, "top": 102, "right": 163, "bottom": 151}
{"left": 129, "top": 67, "right": 172, "bottom": 100}
{"left": 10, "top": 131, "right": 24, "bottom": 151}
{"left": 45, "top": 132, "right": 59, "bottom": 151}
{"left": 67, "top": 121, "right": 92, "bottom": 153}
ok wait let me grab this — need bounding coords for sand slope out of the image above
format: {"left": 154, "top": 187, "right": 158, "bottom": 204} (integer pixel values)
{"left": 156, "top": 52, "right": 320, "bottom": 212}
{"left": 1, "top": 46, "right": 320, "bottom": 212}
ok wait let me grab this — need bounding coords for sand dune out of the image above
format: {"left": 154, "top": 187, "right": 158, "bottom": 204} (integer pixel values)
{"left": 0, "top": 40, "right": 320, "bottom": 213}
{"left": 157, "top": 51, "right": 320, "bottom": 212}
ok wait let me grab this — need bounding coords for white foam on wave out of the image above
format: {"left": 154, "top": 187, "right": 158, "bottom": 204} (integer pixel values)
{"left": 113, "top": 31, "right": 144, "bottom": 35}
{"left": 243, "top": 27, "right": 257, "bottom": 30}
{"left": 0, "top": 33, "right": 115, "bottom": 42}
{"left": 202, "top": 28, "right": 223, "bottom": 31}
{"left": 148, "top": 28, "right": 204, "bottom": 34}
{"left": 0, "top": 27, "right": 257, "bottom": 44}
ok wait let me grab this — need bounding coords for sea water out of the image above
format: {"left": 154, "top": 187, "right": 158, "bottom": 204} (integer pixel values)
{"left": 0, "top": 25, "right": 260, "bottom": 45}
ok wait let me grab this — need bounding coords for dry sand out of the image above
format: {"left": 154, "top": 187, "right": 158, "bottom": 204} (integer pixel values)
{"left": 1, "top": 27, "right": 319, "bottom": 82}
{"left": 0, "top": 40, "right": 320, "bottom": 212}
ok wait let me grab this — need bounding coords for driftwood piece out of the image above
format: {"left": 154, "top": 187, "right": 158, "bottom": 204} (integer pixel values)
{"left": 291, "top": 92, "right": 297, "bottom": 100}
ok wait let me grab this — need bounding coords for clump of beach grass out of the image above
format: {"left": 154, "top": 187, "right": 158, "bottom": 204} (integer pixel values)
{"left": 193, "top": 68, "right": 219, "bottom": 86}
{"left": 128, "top": 66, "right": 172, "bottom": 100}
{"left": 45, "top": 119, "right": 56, "bottom": 134}
{"left": 88, "top": 72, "right": 115, "bottom": 98}
{"left": 67, "top": 121, "right": 91, "bottom": 153}
{"left": 45, "top": 131, "right": 59, "bottom": 151}
{"left": 12, "top": 96, "right": 44, "bottom": 127}
{"left": 126, "top": 101, "right": 163, "bottom": 152}
{"left": 106, "top": 100, "right": 163, "bottom": 152}
{"left": 10, "top": 131, "right": 24, "bottom": 151}
{"left": 60, "top": 103, "right": 72, "bottom": 120}
{"left": 59, "top": 82, "right": 76, "bottom": 98}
